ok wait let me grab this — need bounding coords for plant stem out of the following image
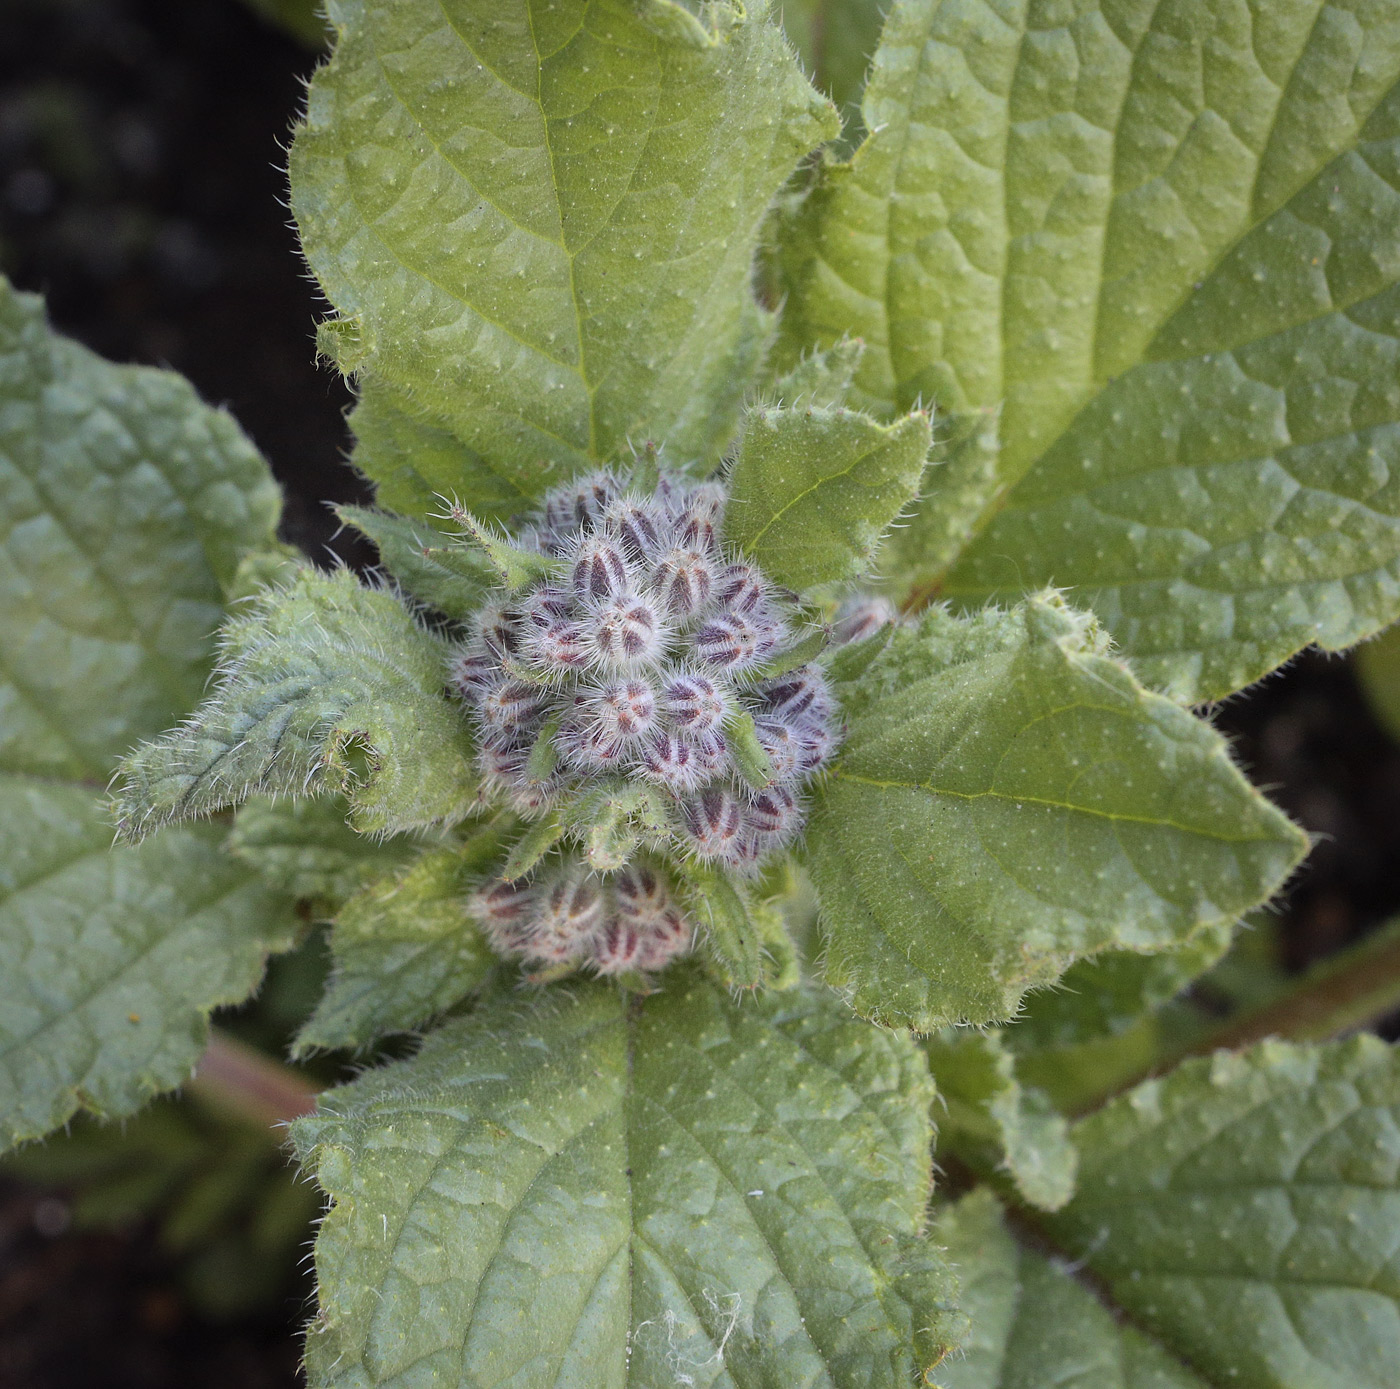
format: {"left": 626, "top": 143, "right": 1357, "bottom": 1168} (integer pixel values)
{"left": 1070, "top": 917, "right": 1400, "bottom": 1117}
{"left": 188, "top": 1028, "right": 320, "bottom": 1131}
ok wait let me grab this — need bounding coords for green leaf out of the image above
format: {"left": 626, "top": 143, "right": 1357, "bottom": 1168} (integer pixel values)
{"left": 935, "top": 1189, "right": 1209, "bottom": 1389}
{"left": 0, "top": 775, "right": 295, "bottom": 1151}
{"left": 804, "top": 594, "right": 1307, "bottom": 1031}
{"left": 292, "top": 0, "right": 838, "bottom": 503}
{"left": 768, "top": 337, "right": 867, "bottom": 408}
{"left": 295, "top": 824, "right": 509, "bottom": 1054}
{"left": 239, "top": 0, "right": 328, "bottom": 48}
{"left": 1009, "top": 919, "right": 1237, "bottom": 1052}
{"left": 294, "top": 972, "right": 960, "bottom": 1387}
{"left": 345, "top": 378, "right": 537, "bottom": 524}
{"left": 0, "top": 279, "right": 296, "bottom": 1153}
{"left": 335, "top": 504, "right": 493, "bottom": 619}
{"left": 1036, "top": 1037, "right": 1400, "bottom": 1387}
{"left": 726, "top": 404, "right": 931, "bottom": 591}
{"left": 925, "top": 1030, "right": 1077, "bottom": 1212}
{"left": 0, "top": 276, "right": 282, "bottom": 782}
{"left": 1357, "top": 622, "right": 1400, "bottom": 743}
{"left": 114, "top": 567, "right": 478, "bottom": 841}
{"left": 228, "top": 794, "right": 420, "bottom": 905}
{"left": 776, "top": 0, "right": 1400, "bottom": 700}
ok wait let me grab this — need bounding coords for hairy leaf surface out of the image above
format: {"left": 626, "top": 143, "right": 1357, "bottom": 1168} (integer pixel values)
{"left": 114, "top": 568, "right": 477, "bottom": 840}
{"left": 926, "top": 1029, "right": 1077, "bottom": 1211}
{"left": 0, "top": 775, "right": 294, "bottom": 1150}
{"left": 295, "top": 824, "right": 510, "bottom": 1054}
{"left": 726, "top": 403, "right": 930, "bottom": 591}
{"left": 0, "top": 276, "right": 282, "bottom": 782}
{"left": 805, "top": 595, "right": 1306, "bottom": 1030}
{"left": 937, "top": 1189, "right": 1208, "bottom": 1388}
{"left": 777, "top": 0, "right": 1400, "bottom": 699}
{"left": 294, "top": 973, "right": 960, "bottom": 1387}
{"left": 293, "top": 0, "right": 838, "bottom": 506}
{"left": 1040, "top": 1036, "right": 1400, "bottom": 1388}
{"left": 228, "top": 795, "right": 420, "bottom": 906}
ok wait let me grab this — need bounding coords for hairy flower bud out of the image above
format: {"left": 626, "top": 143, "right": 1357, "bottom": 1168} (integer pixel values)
{"left": 833, "top": 594, "right": 898, "bottom": 646}
{"left": 648, "top": 546, "right": 714, "bottom": 618}
{"left": 588, "top": 592, "right": 666, "bottom": 669}
{"left": 449, "top": 465, "right": 842, "bottom": 978}
{"left": 570, "top": 535, "right": 633, "bottom": 602}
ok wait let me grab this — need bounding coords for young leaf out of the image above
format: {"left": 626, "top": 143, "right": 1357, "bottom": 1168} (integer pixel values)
{"left": 935, "top": 1189, "right": 1209, "bottom": 1388}
{"left": 294, "top": 825, "right": 509, "bottom": 1055}
{"left": 292, "top": 0, "right": 838, "bottom": 501}
{"left": 345, "top": 378, "right": 536, "bottom": 524}
{"left": 0, "top": 276, "right": 282, "bottom": 782}
{"left": 778, "top": 0, "right": 889, "bottom": 146}
{"left": 925, "top": 1030, "right": 1077, "bottom": 1212}
{"left": 776, "top": 0, "right": 1400, "bottom": 700}
{"left": 804, "top": 594, "right": 1307, "bottom": 1031}
{"left": 726, "top": 404, "right": 931, "bottom": 591}
{"left": 114, "top": 567, "right": 478, "bottom": 841}
{"left": 335, "top": 504, "right": 493, "bottom": 619}
{"left": 768, "top": 337, "right": 866, "bottom": 408}
{"left": 1037, "top": 1037, "right": 1400, "bottom": 1387}
{"left": 228, "top": 794, "right": 421, "bottom": 906}
{"left": 294, "top": 972, "right": 961, "bottom": 1388}
{"left": 0, "top": 775, "right": 295, "bottom": 1152}
{"left": 1008, "top": 919, "right": 1237, "bottom": 1052}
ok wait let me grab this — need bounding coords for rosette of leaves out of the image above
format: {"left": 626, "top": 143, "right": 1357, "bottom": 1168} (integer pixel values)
{"left": 8, "top": 0, "right": 1400, "bottom": 1382}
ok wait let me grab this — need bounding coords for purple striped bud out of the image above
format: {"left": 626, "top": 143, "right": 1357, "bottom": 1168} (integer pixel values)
{"left": 794, "top": 717, "right": 839, "bottom": 773}
{"left": 714, "top": 562, "right": 767, "bottom": 617}
{"left": 570, "top": 535, "right": 632, "bottom": 602}
{"left": 529, "top": 870, "right": 605, "bottom": 962}
{"left": 755, "top": 666, "right": 833, "bottom": 723}
{"left": 753, "top": 717, "right": 802, "bottom": 783}
{"left": 544, "top": 470, "right": 620, "bottom": 532}
{"left": 480, "top": 742, "right": 528, "bottom": 791}
{"left": 557, "top": 716, "right": 626, "bottom": 773}
{"left": 478, "top": 678, "right": 548, "bottom": 740}
{"left": 602, "top": 496, "right": 667, "bottom": 562}
{"left": 634, "top": 729, "right": 705, "bottom": 792}
{"left": 521, "top": 585, "right": 573, "bottom": 631}
{"left": 635, "top": 906, "right": 692, "bottom": 971}
{"left": 682, "top": 785, "right": 744, "bottom": 860}
{"left": 474, "top": 598, "right": 522, "bottom": 655}
{"left": 447, "top": 642, "right": 496, "bottom": 698}
{"left": 745, "top": 784, "right": 801, "bottom": 838}
{"left": 834, "top": 595, "right": 898, "bottom": 646}
{"left": 469, "top": 879, "right": 537, "bottom": 953}
{"left": 648, "top": 546, "right": 714, "bottom": 618}
{"left": 588, "top": 593, "right": 665, "bottom": 669}
{"left": 688, "top": 728, "right": 730, "bottom": 780}
{"left": 584, "top": 678, "right": 657, "bottom": 742}
{"left": 591, "top": 916, "right": 647, "bottom": 975}
{"left": 672, "top": 482, "right": 726, "bottom": 554}
{"left": 519, "top": 524, "right": 569, "bottom": 557}
{"left": 521, "top": 618, "right": 591, "bottom": 674}
{"left": 693, "top": 612, "right": 782, "bottom": 670}
{"left": 660, "top": 670, "right": 729, "bottom": 735}
{"left": 614, "top": 860, "right": 670, "bottom": 918}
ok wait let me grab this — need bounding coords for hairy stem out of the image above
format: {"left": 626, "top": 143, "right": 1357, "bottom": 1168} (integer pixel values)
{"left": 188, "top": 1028, "right": 320, "bottom": 1130}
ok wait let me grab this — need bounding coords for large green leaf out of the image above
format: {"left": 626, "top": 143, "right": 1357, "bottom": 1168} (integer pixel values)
{"left": 294, "top": 972, "right": 960, "bottom": 1387}
{"left": 726, "top": 403, "right": 931, "bottom": 591}
{"left": 294, "top": 823, "right": 510, "bottom": 1054}
{"left": 778, "top": 0, "right": 888, "bottom": 145}
{"left": 936, "top": 1189, "right": 1208, "bottom": 1388}
{"left": 1045, "top": 1037, "right": 1400, "bottom": 1387}
{"left": 114, "top": 567, "right": 478, "bottom": 840}
{"left": 0, "top": 279, "right": 296, "bottom": 1152}
{"left": 0, "top": 276, "right": 282, "bottom": 782}
{"left": 925, "top": 1029, "right": 1077, "bottom": 1211}
{"left": 0, "top": 775, "right": 295, "bottom": 1150}
{"left": 805, "top": 594, "right": 1307, "bottom": 1030}
{"left": 293, "top": 0, "right": 838, "bottom": 510}
{"left": 776, "top": 0, "right": 1400, "bottom": 700}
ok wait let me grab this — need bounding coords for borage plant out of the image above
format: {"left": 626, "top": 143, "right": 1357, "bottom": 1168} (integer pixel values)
{"left": 7, "top": 0, "right": 1400, "bottom": 1383}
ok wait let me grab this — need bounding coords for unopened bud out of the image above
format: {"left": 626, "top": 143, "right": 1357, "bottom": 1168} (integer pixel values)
{"left": 648, "top": 546, "right": 714, "bottom": 617}
{"left": 834, "top": 595, "right": 897, "bottom": 646}
{"left": 660, "top": 670, "right": 729, "bottom": 735}
{"left": 634, "top": 729, "right": 705, "bottom": 792}
{"left": 693, "top": 612, "right": 781, "bottom": 670}
{"left": 755, "top": 666, "right": 833, "bottom": 722}
{"left": 683, "top": 785, "right": 744, "bottom": 859}
{"left": 474, "top": 598, "right": 522, "bottom": 655}
{"left": 714, "top": 562, "right": 767, "bottom": 617}
{"left": 635, "top": 906, "right": 691, "bottom": 970}
{"left": 602, "top": 497, "right": 667, "bottom": 562}
{"left": 753, "top": 717, "right": 802, "bottom": 783}
{"left": 584, "top": 678, "right": 657, "bottom": 742}
{"left": 614, "top": 860, "right": 670, "bottom": 917}
{"left": 478, "top": 678, "right": 548, "bottom": 740}
{"left": 588, "top": 593, "right": 665, "bottom": 669}
{"left": 447, "top": 642, "right": 496, "bottom": 698}
{"left": 571, "top": 535, "right": 632, "bottom": 602}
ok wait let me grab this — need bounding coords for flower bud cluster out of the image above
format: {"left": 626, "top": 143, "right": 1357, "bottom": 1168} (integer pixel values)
{"left": 469, "top": 856, "right": 689, "bottom": 975}
{"left": 449, "top": 466, "right": 843, "bottom": 976}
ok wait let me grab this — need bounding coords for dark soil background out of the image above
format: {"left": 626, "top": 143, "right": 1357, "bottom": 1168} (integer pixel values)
{"left": 3, "top": 1, "right": 1400, "bottom": 1385}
